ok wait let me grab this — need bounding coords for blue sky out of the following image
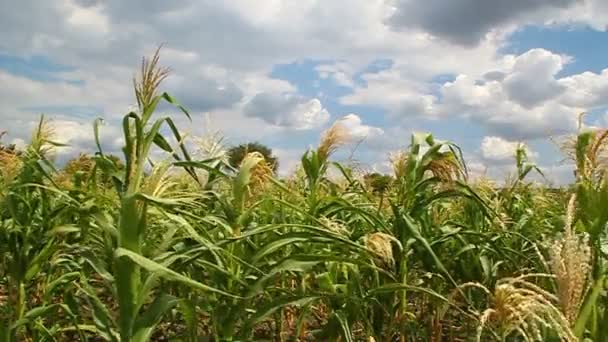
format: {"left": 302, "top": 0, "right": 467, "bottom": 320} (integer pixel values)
{"left": 3, "top": 1, "right": 608, "bottom": 183}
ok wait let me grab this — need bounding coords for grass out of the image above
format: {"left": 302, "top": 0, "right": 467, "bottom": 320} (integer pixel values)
{"left": 1, "top": 49, "right": 607, "bottom": 341}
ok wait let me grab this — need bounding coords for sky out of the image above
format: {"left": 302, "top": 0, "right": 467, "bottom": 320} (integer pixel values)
{"left": 3, "top": 0, "right": 608, "bottom": 184}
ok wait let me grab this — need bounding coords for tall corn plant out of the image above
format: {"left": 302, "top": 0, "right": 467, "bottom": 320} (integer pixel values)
{"left": 561, "top": 128, "right": 608, "bottom": 339}
{"left": 389, "top": 133, "right": 485, "bottom": 280}
{"left": 300, "top": 121, "right": 350, "bottom": 215}
{"left": 86, "top": 48, "right": 231, "bottom": 341}
{"left": 569, "top": 130, "right": 608, "bottom": 258}
{"left": 0, "top": 117, "right": 85, "bottom": 341}
{"left": 383, "top": 133, "right": 489, "bottom": 339}
{"left": 476, "top": 144, "right": 553, "bottom": 279}
{"left": 500, "top": 143, "right": 545, "bottom": 227}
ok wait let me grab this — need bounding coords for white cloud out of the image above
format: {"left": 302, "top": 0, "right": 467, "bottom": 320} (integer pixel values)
{"left": 341, "top": 69, "right": 436, "bottom": 118}
{"left": 559, "top": 69, "right": 608, "bottom": 108}
{"left": 388, "top": 0, "right": 578, "bottom": 46}
{"left": 273, "top": 147, "right": 304, "bottom": 177}
{"left": 51, "top": 119, "right": 120, "bottom": 156}
{"left": 1, "top": 115, "right": 123, "bottom": 162}
{"left": 503, "top": 49, "right": 568, "bottom": 108}
{"left": 436, "top": 72, "right": 579, "bottom": 139}
{"left": 435, "top": 49, "right": 592, "bottom": 139}
{"left": 64, "top": 0, "right": 110, "bottom": 36}
{"left": 388, "top": 0, "right": 608, "bottom": 48}
{"left": 164, "top": 74, "right": 244, "bottom": 112}
{"left": 316, "top": 62, "right": 355, "bottom": 88}
{"left": 341, "top": 48, "right": 600, "bottom": 140}
{"left": 480, "top": 136, "right": 534, "bottom": 163}
{"left": 9, "top": 138, "right": 26, "bottom": 150}
{"left": 541, "top": 163, "right": 575, "bottom": 185}
{"left": 0, "top": 68, "right": 132, "bottom": 158}
{"left": 1, "top": 0, "right": 608, "bottom": 184}
{"left": 338, "top": 113, "right": 384, "bottom": 141}
{"left": 243, "top": 93, "right": 330, "bottom": 130}
{"left": 466, "top": 159, "right": 489, "bottom": 180}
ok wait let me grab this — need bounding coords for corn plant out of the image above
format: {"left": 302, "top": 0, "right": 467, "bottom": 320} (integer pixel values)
{"left": 74, "top": 48, "right": 236, "bottom": 342}
{"left": 0, "top": 117, "right": 86, "bottom": 341}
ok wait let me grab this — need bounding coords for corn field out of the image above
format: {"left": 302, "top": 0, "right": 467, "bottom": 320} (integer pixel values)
{"left": 1, "top": 50, "right": 608, "bottom": 342}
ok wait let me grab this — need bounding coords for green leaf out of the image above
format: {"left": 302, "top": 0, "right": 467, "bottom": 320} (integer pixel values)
{"left": 161, "top": 92, "right": 191, "bottom": 120}
{"left": 24, "top": 239, "right": 57, "bottom": 281}
{"left": 252, "top": 235, "right": 312, "bottom": 263}
{"left": 248, "top": 255, "right": 343, "bottom": 296}
{"left": 132, "top": 294, "right": 181, "bottom": 342}
{"left": 79, "top": 284, "right": 119, "bottom": 341}
{"left": 93, "top": 117, "right": 105, "bottom": 155}
{"left": 115, "top": 248, "right": 240, "bottom": 298}
{"left": 44, "top": 272, "right": 80, "bottom": 302}
{"left": 402, "top": 214, "right": 463, "bottom": 293}
{"left": 152, "top": 133, "right": 173, "bottom": 153}
{"left": 369, "top": 283, "right": 449, "bottom": 303}
{"left": 574, "top": 275, "right": 605, "bottom": 338}
{"left": 333, "top": 311, "right": 354, "bottom": 342}
{"left": 177, "top": 300, "right": 197, "bottom": 342}
{"left": 245, "top": 296, "right": 320, "bottom": 329}
{"left": 46, "top": 224, "right": 80, "bottom": 236}
{"left": 11, "top": 304, "right": 62, "bottom": 330}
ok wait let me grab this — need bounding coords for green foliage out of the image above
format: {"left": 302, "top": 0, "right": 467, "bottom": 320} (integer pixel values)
{"left": 1, "top": 50, "right": 607, "bottom": 342}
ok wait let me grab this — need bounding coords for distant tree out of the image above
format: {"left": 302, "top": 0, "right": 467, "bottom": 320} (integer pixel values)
{"left": 0, "top": 131, "right": 21, "bottom": 157}
{"left": 363, "top": 172, "right": 393, "bottom": 212}
{"left": 0, "top": 132, "right": 23, "bottom": 187}
{"left": 227, "top": 142, "right": 278, "bottom": 172}
{"left": 364, "top": 172, "right": 392, "bottom": 194}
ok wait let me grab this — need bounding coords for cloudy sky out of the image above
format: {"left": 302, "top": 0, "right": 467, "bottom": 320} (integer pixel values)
{"left": 3, "top": 0, "right": 608, "bottom": 183}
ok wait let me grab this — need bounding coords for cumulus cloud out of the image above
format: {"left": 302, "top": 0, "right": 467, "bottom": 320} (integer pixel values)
{"left": 437, "top": 71, "right": 579, "bottom": 139}
{"left": 316, "top": 62, "right": 356, "bottom": 88}
{"left": 342, "top": 48, "right": 606, "bottom": 140}
{"left": 559, "top": 69, "right": 608, "bottom": 108}
{"left": 2, "top": 0, "right": 608, "bottom": 185}
{"left": 435, "top": 49, "right": 591, "bottom": 138}
{"left": 273, "top": 147, "right": 305, "bottom": 177}
{"left": 388, "top": 0, "right": 579, "bottom": 46}
{"left": 243, "top": 93, "right": 330, "bottom": 130}
{"left": 541, "top": 163, "right": 575, "bottom": 185}
{"left": 1, "top": 115, "right": 123, "bottom": 163}
{"left": 65, "top": 0, "right": 109, "bottom": 36}
{"left": 466, "top": 158, "right": 490, "bottom": 180}
{"left": 503, "top": 49, "right": 568, "bottom": 108}
{"left": 338, "top": 113, "right": 384, "bottom": 141}
{"left": 340, "top": 68, "right": 435, "bottom": 118}
{"left": 480, "top": 136, "right": 536, "bottom": 163}
{"left": 166, "top": 77, "right": 244, "bottom": 112}
{"left": 51, "top": 119, "right": 122, "bottom": 156}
